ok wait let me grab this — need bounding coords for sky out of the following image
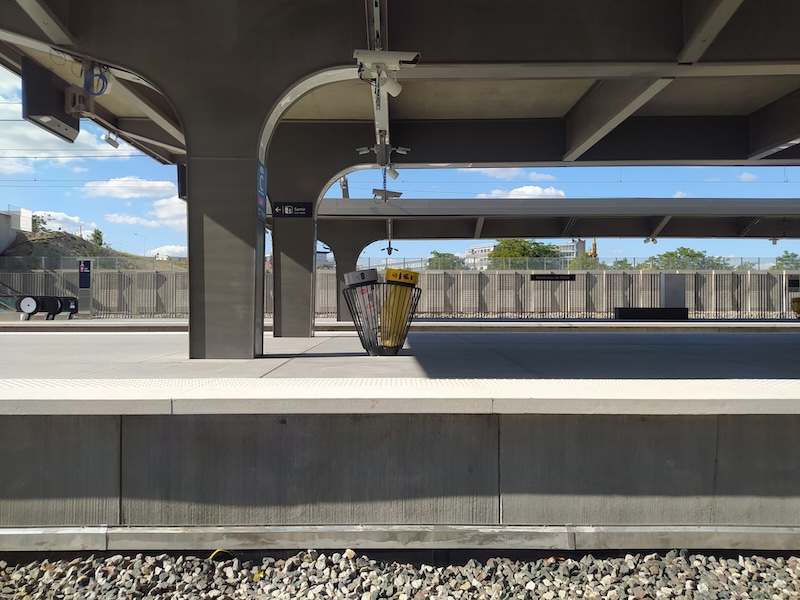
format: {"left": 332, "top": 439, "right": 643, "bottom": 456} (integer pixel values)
{"left": 2, "top": 65, "right": 799, "bottom": 263}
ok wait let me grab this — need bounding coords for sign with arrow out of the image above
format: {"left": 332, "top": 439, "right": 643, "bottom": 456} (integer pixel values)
{"left": 273, "top": 201, "right": 313, "bottom": 218}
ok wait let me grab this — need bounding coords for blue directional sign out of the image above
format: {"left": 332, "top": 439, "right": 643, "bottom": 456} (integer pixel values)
{"left": 256, "top": 161, "right": 267, "bottom": 223}
{"left": 79, "top": 260, "right": 91, "bottom": 289}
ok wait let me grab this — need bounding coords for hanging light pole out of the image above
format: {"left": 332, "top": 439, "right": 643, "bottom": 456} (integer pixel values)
{"left": 133, "top": 232, "right": 147, "bottom": 256}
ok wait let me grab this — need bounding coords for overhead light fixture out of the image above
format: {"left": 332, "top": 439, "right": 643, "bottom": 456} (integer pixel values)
{"left": 652, "top": 238, "right": 658, "bottom": 244}
{"left": 644, "top": 237, "right": 658, "bottom": 244}
{"left": 386, "top": 165, "right": 399, "bottom": 180}
{"left": 101, "top": 132, "right": 119, "bottom": 148}
{"left": 644, "top": 238, "right": 651, "bottom": 244}
{"left": 770, "top": 237, "right": 779, "bottom": 245}
{"left": 373, "top": 189, "right": 402, "bottom": 202}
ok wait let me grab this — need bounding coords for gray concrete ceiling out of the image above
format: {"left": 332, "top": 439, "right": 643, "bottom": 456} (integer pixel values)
{"left": 314, "top": 198, "right": 800, "bottom": 243}
{"left": 2, "top": 0, "right": 800, "bottom": 166}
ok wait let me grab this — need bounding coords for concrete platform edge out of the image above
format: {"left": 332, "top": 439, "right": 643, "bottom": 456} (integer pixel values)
{"left": 2, "top": 525, "right": 799, "bottom": 552}
{"left": 2, "top": 380, "right": 800, "bottom": 415}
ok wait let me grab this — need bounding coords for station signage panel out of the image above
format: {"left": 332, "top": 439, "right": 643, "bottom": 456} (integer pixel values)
{"left": 530, "top": 274, "right": 576, "bottom": 281}
{"left": 256, "top": 161, "right": 267, "bottom": 223}
{"left": 79, "top": 260, "right": 91, "bottom": 289}
{"left": 272, "top": 202, "right": 313, "bottom": 218}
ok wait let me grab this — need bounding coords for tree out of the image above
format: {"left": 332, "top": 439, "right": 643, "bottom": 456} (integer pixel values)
{"left": 31, "top": 213, "right": 48, "bottom": 233}
{"left": 568, "top": 253, "right": 607, "bottom": 270}
{"left": 772, "top": 251, "right": 800, "bottom": 270}
{"left": 610, "top": 258, "right": 636, "bottom": 270}
{"left": 730, "top": 259, "right": 758, "bottom": 271}
{"left": 90, "top": 228, "right": 104, "bottom": 246}
{"left": 427, "top": 251, "right": 467, "bottom": 270}
{"left": 488, "top": 239, "right": 560, "bottom": 269}
{"left": 649, "top": 247, "right": 731, "bottom": 270}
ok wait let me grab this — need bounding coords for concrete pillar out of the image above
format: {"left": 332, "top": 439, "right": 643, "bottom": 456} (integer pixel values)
{"left": 332, "top": 246, "right": 359, "bottom": 321}
{"left": 272, "top": 217, "right": 316, "bottom": 337}
{"left": 320, "top": 222, "right": 384, "bottom": 321}
{"left": 268, "top": 122, "right": 374, "bottom": 335}
{"left": 187, "top": 156, "right": 265, "bottom": 358}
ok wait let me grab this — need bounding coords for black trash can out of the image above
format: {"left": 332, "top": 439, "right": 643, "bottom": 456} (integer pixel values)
{"left": 343, "top": 268, "right": 421, "bottom": 356}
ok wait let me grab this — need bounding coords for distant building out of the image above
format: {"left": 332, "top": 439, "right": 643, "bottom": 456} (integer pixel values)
{"left": 555, "top": 239, "right": 586, "bottom": 259}
{"left": 465, "top": 243, "right": 496, "bottom": 270}
{"left": 0, "top": 205, "right": 32, "bottom": 254}
{"left": 464, "top": 239, "right": 586, "bottom": 270}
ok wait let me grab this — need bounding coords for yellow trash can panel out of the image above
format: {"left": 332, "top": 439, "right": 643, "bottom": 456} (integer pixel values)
{"left": 385, "top": 268, "right": 419, "bottom": 286}
{"left": 381, "top": 283, "right": 415, "bottom": 347}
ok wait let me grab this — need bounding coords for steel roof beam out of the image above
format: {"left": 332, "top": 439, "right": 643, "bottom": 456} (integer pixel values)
{"left": 106, "top": 75, "right": 184, "bottom": 146}
{"left": 15, "top": 0, "right": 74, "bottom": 46}
{"left": 561, "top": 216, "right": 578, "bottom": 237}
{"left": 473, "top": 216, "right": 484, "bottom": 239}
{"left": 563, "top": 78, "right": 673, "bottom": 161}
{"left": 679, "top": 0, "right": 745, "bottom": 64}
{"left": 403, "top": 62, "right": 800, "bottom": 80}
{"left": 648, "top": 215, "right": 672, "bottom": 239}
{"left": 739, "top": 217, "right": 762, "bottom": 237}
{"left": 317, "top": 198, "right": 800, "bottom": 218}
{"left": 117, "top": 117, "right": 186, "bottom": 154}
{"left": 748, "top": 89, "right": 800, "bottom": 160}
{"left": 562, "top": 0, "right": 744, "bottom": 163}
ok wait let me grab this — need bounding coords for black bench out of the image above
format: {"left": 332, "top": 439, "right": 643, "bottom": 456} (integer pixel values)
{"left": 16, "top": 296, "right": 79, "bottom": 320}
{"left": 614, "top": 307, "right": 689, "bottom": 320}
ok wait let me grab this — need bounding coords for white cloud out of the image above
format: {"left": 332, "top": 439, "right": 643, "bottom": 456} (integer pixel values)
{"left": 527, "top": 171, "right": 556, "bottom": 182}
{"left": 35, "top": 210, "right": 96, "bottom": 234}
{"left": 737, "top": 172, "right": 757, "bottom": 182}
{"left": 103, "top": 196, "right": 186, "bottom": 232}
{"left": 104, "top": 213, "right": 161, "bottom": 228}
{"left": 150, "top": 244, "right": 187, "bottom": 258}
{"left": 0, "top": 66, "right": 21, "bottom": 99}
{"left": 672, "top": 191, "right": 690, "bottom": 198}
{"left": 477, "top": 185, "right": 566, "bottom": 199}
{"left": 459, "top": 167, "right": 525, "bottom": 180}
{"left": 0, "top": 157, "right": 33, "bottom": 175}
{"left": 72, "top": 166, "right": 89, "bottom": 173}
{"left": 458, "top": 167, "right": 556, "bottom": 181}
{"left": 148, "top": 196, "right": 186, "bottom": 231}
{"left": 84, "top": 176, "right": 178, "bottom": 198}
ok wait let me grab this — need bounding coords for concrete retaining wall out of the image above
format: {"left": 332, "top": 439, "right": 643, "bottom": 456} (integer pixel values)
{"left": 3, "top": 414, "right": 798, "bottom": 535}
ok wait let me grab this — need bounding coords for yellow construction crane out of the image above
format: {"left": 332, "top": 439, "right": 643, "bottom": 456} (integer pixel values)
{"left": 587, "top": 238, "right": 598, "bottom": 258}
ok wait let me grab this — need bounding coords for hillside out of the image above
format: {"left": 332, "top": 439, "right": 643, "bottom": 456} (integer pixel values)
{"left": 2, "top": 230, "right": 133, "bottom": 261}
{"left": 1, "top": 230, "right": 188, "bottom": 272}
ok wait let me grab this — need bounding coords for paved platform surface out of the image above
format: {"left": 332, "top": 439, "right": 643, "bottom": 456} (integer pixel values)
{"left": 1, "top": 320, "right": 798, "bottom": 415}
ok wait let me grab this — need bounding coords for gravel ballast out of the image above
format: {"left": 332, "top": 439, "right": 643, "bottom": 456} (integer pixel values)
{"left": 1, "top": 548, "right": 799, "bottom": 599}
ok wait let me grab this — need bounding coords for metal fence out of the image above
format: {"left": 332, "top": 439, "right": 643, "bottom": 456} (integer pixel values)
{"left": 0, "top": 256, "right": 189, "bottom": 272}
{"left": 412, "top": 270, "right": 800, "bottom": 319}
{"left": 1, "top": 269, "right": 798, "bottom": 319}
{"left": 355, "top": 256, "right": 791, "bottom": 271}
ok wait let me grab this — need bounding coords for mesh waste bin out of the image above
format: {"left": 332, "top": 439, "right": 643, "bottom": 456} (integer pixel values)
{"left": 343, "top": 268, "right": 421, "bottom": 356}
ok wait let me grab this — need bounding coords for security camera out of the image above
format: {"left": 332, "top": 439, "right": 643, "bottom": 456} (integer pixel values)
{"left": 353, "top": 49, "right": 421, "bottom": 72}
